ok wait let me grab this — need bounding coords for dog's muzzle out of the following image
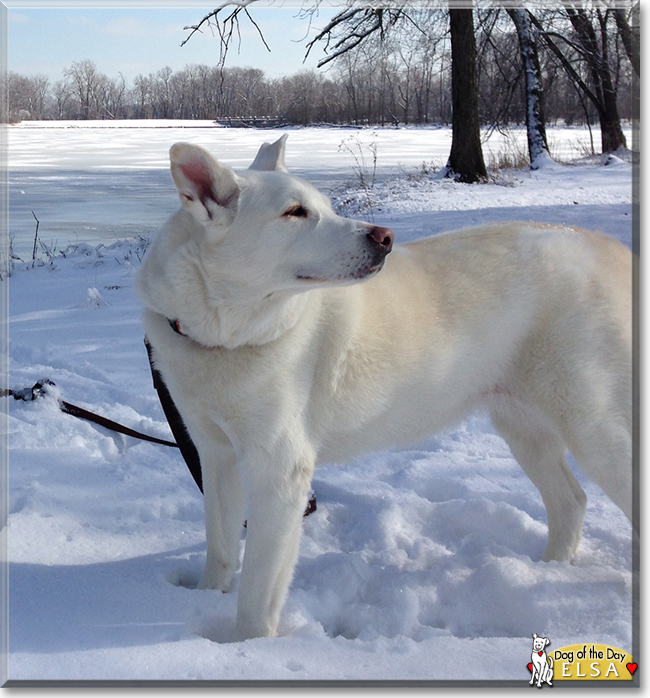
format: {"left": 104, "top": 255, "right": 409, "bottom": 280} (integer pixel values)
{"left": 297, "top": 224, "right": 395, "bottom": 284}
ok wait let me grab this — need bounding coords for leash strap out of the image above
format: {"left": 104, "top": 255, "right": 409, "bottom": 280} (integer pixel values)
{"left": 145, "top": 339, "right": 204, "bottom": 493}
{"left": 5, "top": 380, "right": 177, "bottom": 448}
{"left": 60, "top": 399, "right": 179, "bottom": 448}
{"left": 4, "top": 351, "right": 317, "bottom": 516}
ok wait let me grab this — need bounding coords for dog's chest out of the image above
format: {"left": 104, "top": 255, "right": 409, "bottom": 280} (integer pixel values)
{"left": 185, "top": 343, "right": 270, "bottom": 397}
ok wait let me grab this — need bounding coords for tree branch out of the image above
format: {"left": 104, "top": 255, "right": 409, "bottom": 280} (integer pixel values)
{"left": 613, "top": 5, "right": 640, "bottom": 77}
{"left": 304, "top": 7, "right": 406, "bottom": 68}
{"left": 528, "top": 11, "right": 601, "bottom": 111}
{"left": 181, "top": 0, "right": 270, "bottom": 68}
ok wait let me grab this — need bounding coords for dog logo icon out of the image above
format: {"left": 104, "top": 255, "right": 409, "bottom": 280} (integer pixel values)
{"left": 528, "top": 633, "right": 554, "bottom": 688}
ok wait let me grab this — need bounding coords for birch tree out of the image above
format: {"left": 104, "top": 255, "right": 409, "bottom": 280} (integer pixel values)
{"left": 506, "top": 8, "right": 552, "bottom": 168}
{"left": 529, "top": 4, "right": 629, "bottom": 154}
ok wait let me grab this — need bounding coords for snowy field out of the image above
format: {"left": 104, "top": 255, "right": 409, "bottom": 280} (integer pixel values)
{"left": 4, "top": 122, "right": 636, "bottom": 685}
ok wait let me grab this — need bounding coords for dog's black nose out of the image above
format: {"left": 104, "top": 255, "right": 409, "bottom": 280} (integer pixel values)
{"left": 367, "top": 226, "right": 394, "bottom": 253}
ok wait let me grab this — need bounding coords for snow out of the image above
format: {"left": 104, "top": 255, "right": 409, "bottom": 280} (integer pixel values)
{"left": 4, "top": 123, "right": 635, "bottom": 684}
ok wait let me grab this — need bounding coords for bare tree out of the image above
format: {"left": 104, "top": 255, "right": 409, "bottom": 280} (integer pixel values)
{"left": 154, "top": 66, "right": 174, "bottom": 119}
{"left": 6, "top": 2, "right": 635, "bottom": 137}
{"left": 613, "top": 2, "right": 639, "bottom": 78}
{"left": 475, "top": 10, "right": 522, "bottom": 128}
{"left": 3, "top": 72, "right": 50, "bottom": 121}
{"left": 133, "top": 74, "right": 154, "bottom": 119}
{"left": 181, "top": 0, "right": 270, "bottom": 66}
{"left": 64, "top": 60, "right": 106, "bottom": 119}
{"left": 530, "top": 4, "right": 628, "bottom": 154}
{"left": 445, "top": 3, "right": 486, "bottom": 182}
{"left": 182, "top": 2, "right": 487, "bottom": 181}
{"left": 304, "top": 7, "right": 409, "bottom": 67}
{"left": 51, "top": 79, "right": 73, "bottom": 119}
{"left": 281, "top": 70, "right": 323, "bottom": 125}
{"left": 506, "top": 7, "right": 552, "bottom": 168}
{"left": 101, "top": 73, "right": 128, "bottom": 119}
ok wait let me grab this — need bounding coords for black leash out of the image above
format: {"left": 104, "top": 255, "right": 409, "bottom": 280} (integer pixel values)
{"left": 5, "top": 365, "right": 318, "bottom": 518}
{"left": 144, "top": 339, "right": 203, "bottom": 492}
{"left": 4, "top": 379, "right": 178, "bottom": 448}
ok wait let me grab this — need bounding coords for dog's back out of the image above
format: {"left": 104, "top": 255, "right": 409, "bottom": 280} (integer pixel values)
{"left": 315, "top": 223, "right": 631, "bottom": 471}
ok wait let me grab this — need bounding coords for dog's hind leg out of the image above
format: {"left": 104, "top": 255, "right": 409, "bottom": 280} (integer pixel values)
{"left": 565, "top": 419, "right": 632, "bottom": 524}
{"left": 490, "top": 396, "right": 587, "bottom": 562}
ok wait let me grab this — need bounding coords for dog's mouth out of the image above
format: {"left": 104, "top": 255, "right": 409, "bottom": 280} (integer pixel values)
{"left": 297, "top": 259, "right": 386, "bottom": 284}
{"left": 297, "top": 225, "right": 393, "bottom": 285}
{"left": 348, "top": 259, "right": 386, "bottom": 279}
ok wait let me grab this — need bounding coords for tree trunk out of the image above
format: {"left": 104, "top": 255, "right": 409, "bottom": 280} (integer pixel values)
{"left": 613, "top": 7, "right": 640, "bottom": 78}
{"left": 507, "top": 8, "right": 552, "bottom": 169}
{"left": 529, "top": 7, "right": 627, "bottom": 155}
{"left": 599, "top": 97, "right": 627, "bottom": 154}
{"left": 565, "top": 7, "right": 627, "bottom": 154}
{"left": 445, "top": 4, "right": 487, "bottom": 183}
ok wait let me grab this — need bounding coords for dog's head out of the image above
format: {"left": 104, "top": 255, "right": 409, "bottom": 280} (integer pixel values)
{"left": 532, "top": 633, "right": 550, "bottom": 652}
{"left": 161, "top": 135, "right": 393, "bottom": 300}
{"left": 137, "top": 136, "right": 395, "bottom": 345}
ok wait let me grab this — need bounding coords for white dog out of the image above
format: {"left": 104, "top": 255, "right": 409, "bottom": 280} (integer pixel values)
{"left": 530, "top": 633, "right": 554, "bottom": 687}
{"left": 136, "top": 135, "right": 632, "bottom": 641}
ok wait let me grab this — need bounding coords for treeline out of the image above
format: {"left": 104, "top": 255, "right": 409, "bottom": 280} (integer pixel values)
{"left": 3, "top": 8, "right": 635, "bottom": 130}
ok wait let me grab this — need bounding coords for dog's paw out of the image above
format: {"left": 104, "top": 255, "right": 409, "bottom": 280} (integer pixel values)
{"left": 541, "top": 539, "right": 580, "bottom": 563}
{"left": 197, "top": 561, "right": 235, "bottom": 592}
{"left": 234, "top": 615, "right": 277, "bottom": 641}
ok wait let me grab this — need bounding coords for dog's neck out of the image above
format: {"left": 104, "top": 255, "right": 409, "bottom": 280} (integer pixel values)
{"left": 136, "top": 217, "right": 316, "bottom": 349}
{"left": 172, "top": 291, "right": 312, "bottom": 350}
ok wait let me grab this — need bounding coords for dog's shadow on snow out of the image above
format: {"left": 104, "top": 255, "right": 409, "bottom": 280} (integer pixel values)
{"left": 8, "top": 543, "right": 241, "bottom": 653}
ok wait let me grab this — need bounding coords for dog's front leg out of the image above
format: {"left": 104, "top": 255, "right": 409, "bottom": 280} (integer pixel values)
{"left": 195, "top": 442, "right": 244, "bottom": 592}
{"left": 234, "top": 444, "right": 315, "bottom": 640}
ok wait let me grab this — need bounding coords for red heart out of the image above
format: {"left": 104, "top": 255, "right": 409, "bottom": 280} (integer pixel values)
{"left": 627, "top": 663, "right": 637, "bottom": 676}
{"left": 538, "top": 651, "right": 544, "bottom": 656}
{"left": 527, "top": 663, "right": 533, "bottom": 673}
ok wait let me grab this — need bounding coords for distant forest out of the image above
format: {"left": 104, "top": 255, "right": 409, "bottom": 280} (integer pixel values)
{"left": 3, "top": 7, "right": 636, "bottom": 131}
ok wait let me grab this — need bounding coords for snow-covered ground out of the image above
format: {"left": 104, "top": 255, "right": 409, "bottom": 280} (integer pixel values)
{"left": 4, "top": 123, "right": 636, "bottom": 684}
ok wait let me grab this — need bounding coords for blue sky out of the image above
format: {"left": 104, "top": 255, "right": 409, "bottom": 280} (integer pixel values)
{"left": 5, "top": 3, "right": 340, "bottom": 83}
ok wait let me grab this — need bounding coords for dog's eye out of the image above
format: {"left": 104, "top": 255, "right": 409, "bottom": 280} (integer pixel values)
{"left": 283, "top": 205, "right": 308, "bottom": 219}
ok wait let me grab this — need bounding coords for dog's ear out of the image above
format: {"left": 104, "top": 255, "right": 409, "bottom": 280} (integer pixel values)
{"left": 532, "top": 633, "right": 538, "bottom": 640}
{"left": 248, "top": 134, "right": 288, "bottom": 173}
{"left": 544, "top": 638, "right": 550, "bottom": 647}
{"left": 170, "top": 143, "right": 240, "bottom": 227}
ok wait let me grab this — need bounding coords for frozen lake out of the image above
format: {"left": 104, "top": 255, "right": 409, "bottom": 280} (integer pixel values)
{"left": 6, "top": 120, "right": 629, "bottom": 259}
